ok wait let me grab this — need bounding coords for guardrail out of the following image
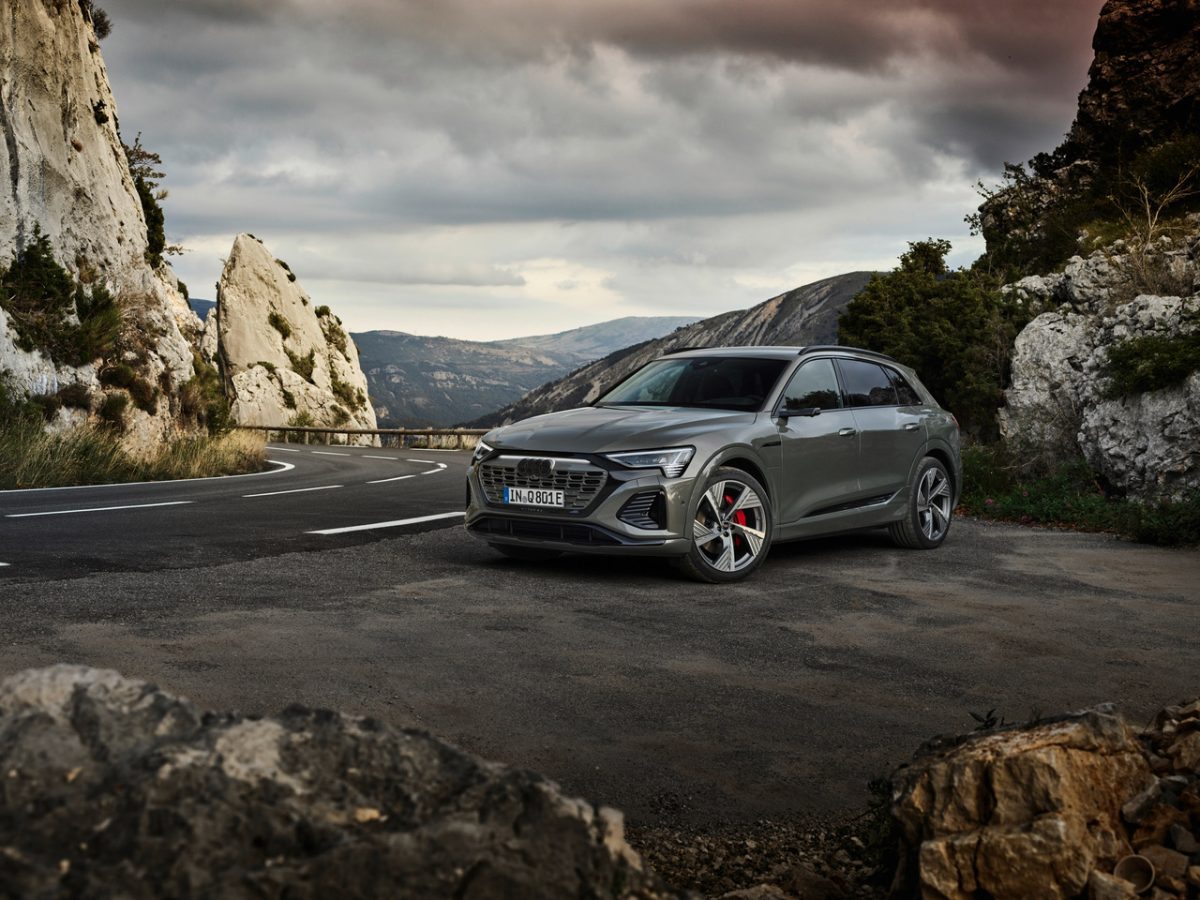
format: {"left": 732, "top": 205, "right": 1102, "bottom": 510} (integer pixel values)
{"left": 234, "top": 425, "right": 486, "bottom": 449}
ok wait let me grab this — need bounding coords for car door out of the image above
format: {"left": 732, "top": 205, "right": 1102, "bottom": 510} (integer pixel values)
{"left": 835, "top": 358, "right": 926, "bottom": 498}
{"left": 775, "top": 357, "right": 862, "bottom": 523}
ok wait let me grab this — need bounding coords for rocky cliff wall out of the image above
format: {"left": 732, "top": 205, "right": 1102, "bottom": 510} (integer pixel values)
{"left": 0, "top": 0, "right": 198, "bottom": 446}
{"left": 212, "top": 234, "right": 378, "bottom": 444}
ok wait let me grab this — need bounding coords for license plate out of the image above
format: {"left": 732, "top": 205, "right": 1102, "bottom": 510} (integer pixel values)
{"left": 503, "top": 486, "right": 565, "bottom": 507}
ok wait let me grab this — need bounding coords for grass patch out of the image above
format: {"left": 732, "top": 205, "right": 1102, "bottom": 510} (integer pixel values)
{"left": 255, "top": 360, "right": 277, "bottom": 375}
{"left": 960, "top": 445, "right": 1200, "bottom": 546}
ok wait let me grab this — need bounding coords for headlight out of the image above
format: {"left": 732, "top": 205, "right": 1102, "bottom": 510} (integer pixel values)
{"left": 605, "top": 447, "right": 694, "bottom": 478}
{"left": 472, "top": 439, "right": 494, "bottom": 464}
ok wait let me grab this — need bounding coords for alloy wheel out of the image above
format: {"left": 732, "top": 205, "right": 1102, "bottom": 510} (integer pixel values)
{"left": 916, "top": 466, "right": 952, "bottom": 542}
{"left": 693, "top": 480, "right": 767, "bottom": 573}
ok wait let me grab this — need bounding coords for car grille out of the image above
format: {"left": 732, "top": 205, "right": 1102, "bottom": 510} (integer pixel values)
{"left": 478, "top": 457, "right": 607, "bottom": 512}
{"left": 470, "top": 517, "right": 620, "bottom": 546}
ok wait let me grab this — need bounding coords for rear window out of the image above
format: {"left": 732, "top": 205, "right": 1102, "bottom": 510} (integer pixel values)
{"left": 888, "top": 369, "right": 922, "bottom": 406}
{"left": 597, "top": 356, "right": 790, "bottom": 412}
{"left": 837, "top": 359, "right": 898, "bottom": 408}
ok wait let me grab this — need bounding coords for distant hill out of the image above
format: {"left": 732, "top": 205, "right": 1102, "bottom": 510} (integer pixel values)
{"left": 188, "top": 298, "right": 216, "bottom": 321}
{"left": 353, "top": 316, "right": 697, "bottom": 427}
{"left": 471, "top": 272, "right": 872, "bottom": 427}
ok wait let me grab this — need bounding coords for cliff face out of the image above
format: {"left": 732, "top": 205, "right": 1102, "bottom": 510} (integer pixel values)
{"left": 0, "top": 0, "right": 197, "bottom": 444}
{"left": 475, "top": 272, "right": 871, "bottom": 426}
{"left": 212, "top": 234, "right": 378, "bottom": 444}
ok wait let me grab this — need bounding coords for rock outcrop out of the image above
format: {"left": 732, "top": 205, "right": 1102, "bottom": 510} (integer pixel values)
{"left": 211, "top": 234, "right": 378, "bottom": 444}
{"left": 891, "top": 698, "right": 1200, "bottom": 900}
{"left": 1000, "top": 235, "right": 1200, "bottom": 499}
{"left": 0, "top": 665, "right": 671, "bottom": 899}
{"left": 0, "top": 0, "right": 198, "bottom": 445}
{"left": 474, "top": 272, "right": 871, "bottom": 426}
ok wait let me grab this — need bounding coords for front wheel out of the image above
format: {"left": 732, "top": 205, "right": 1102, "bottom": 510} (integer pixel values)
{"left": 889, "top": 457, "right": 953, "bottom": 549}
{"left": 676, "top": 467, "right": 773, "bottom": 583}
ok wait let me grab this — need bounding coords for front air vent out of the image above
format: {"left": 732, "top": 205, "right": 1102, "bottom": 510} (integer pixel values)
{"left": 617, "top": 491, "right": 665, "bottom": 530}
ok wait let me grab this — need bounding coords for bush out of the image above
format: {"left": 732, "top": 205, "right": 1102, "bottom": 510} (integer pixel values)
{"left": 0, "top": 230, "right": 122, "bottom": 366}
{"left": 179, "top": 354, "right": 229, "bottom": 435}
{"left": 255, "top": 360, "right": 277, "bottom": 375}
{"left": 285, "top": 348, "right": 315, "bottom": 382}
{"left": 329, "top": 372, "right": 360, "bottom": 409}
{"left": 315, "top": 305, "right": 331, "bottom": 318}
{"left": 837, "top": 240, "right": 1030, "bottom": 439}
{"left": 281, "top": 388, "right": 296, "bottom": 410}
{"left": 322, "top": 317, "right": 348, "bottom": 354}
{"left": 959, "top": 444, "right": 1200, "bottom": 546}
{"left": 1104, "top": 330, "right": 1200, "bottom": 397}
{"left": 98, "top": 392, "right": 128, "bottom": 429}
{"left": 78, "top": 1, "right": 112, "bottom": 39}
{"left": 268, "top": 311, "right": 292, "bottom": 339}
{"left": 275, "top": 259, "right": 297, "bottom": 283}
{"left": 56, "top": 383, "right": 92, "bottom": 409}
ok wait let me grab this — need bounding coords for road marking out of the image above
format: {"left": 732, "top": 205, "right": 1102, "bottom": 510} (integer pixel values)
{"left": 307, "top": 511, "right": 465, "bottom": 535}
{"left": 406, "top": 459, "right": 436, "bottom": 464}
{"left": 7, "top": 501, "right": 193, "bottom": 519}
{"left": 0, "top": 563, "right": 9, "bottom": 568}
{"left": 365, "top": 474, "right": 416, "bottom": 485}
{"left": 0, "top": 460, "right": 295, "bottom": 495}
{"left": 244, "top": 484, "right": 343, "bottom": 499}
{"left": 269, "top": 446, "right": 302, "bottom": 453}
{"left": 420, "top": 468, "right": 444, "bottom": 475}
{"left": 312, "top": 451, "right": 351, "bottom": 457}
{"left": 363, "top": 455, "right": 398, "bottom": 461}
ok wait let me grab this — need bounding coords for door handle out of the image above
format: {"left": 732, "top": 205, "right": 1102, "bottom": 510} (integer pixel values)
{"left": 903, "top": 423, "right": 920, "bottom": 431}
{"left": 838, "top": 427, "right": 857, "bottom": 437}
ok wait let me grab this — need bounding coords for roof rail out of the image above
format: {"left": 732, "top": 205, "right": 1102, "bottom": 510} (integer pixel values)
{"left": 800, "top": 345, "right": 899, "bottom": 363}
{"left": 662, "top": 345, "right": 708, "bottom": 354}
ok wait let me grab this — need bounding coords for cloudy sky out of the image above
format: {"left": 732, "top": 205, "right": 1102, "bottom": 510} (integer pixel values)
{"left": 99, "top": 0, "right": 1105, "bottom": 341}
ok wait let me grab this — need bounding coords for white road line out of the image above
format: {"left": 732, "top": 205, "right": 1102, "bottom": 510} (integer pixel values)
{"left": 0, "top": 459, "right": 295, "bottom": 495}
{"left": 420, "top": 468, "right": 444, "bottom": 475}
{"left": 7, "top": 501, "right": 193, "bottom": 519}
{"left": 269, "top": 446, "right": 302, "bottom": 453}
{"left": 406, "top": 459, "right": 436, "bottom": 464}
{"left": 307, "top": 511, "right": 464, "bottom": 535}
{"left": 244, "top": 484, "right": 343, "bottom": 499}
{"left": 312, "top": 451, "right": 351, "bottom": 457}
{"left": 365, "top": 474, "right": 416, "bottom": 485}
{"left": 362, "top": 455, "right": 398, "bottom": 461}
{"left": 0, "top": 563, "right": 9, "bottom": 568}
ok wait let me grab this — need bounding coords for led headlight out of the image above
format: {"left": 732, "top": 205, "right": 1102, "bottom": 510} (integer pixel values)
{"left": 472, "top": 439, "right": 494, "bottom": 464}
{"left": 604, "top": 447, "right": 694, "bottom": 478}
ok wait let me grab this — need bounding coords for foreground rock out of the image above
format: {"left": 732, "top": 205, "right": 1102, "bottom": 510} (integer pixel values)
{"left": 0, "top": 665, "right": 670, "bottom": 899}
{"left": 891, "top": 700, "right": 1200, "bottom": 900}
{"left": 212, "top": 234, "right": 378, "bottom": 444}
{"left": 1000, "top": 234, "right": 1200, "bottom": 499}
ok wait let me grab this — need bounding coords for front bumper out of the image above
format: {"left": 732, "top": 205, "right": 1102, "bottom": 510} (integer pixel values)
{"left": 464, "top": 450, "right": 695, "bottom": 557}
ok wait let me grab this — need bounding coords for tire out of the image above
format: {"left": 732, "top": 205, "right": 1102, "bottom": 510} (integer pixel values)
{"left": 489, "top": 544, "right": 563, "bottom": 562}
{"left": 676, "top": 466, "right": 774, "bottom": 583}
{"left": 889, "top": 456, "right": 953, "bottom": 549}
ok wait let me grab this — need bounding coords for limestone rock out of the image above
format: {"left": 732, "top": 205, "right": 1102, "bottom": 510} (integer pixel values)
{"left": 891, "top": 708, "right": 1154, "bottom": 900}
{"left": 0, "top": 0, "right": 198, "bottom": 444}
{"left": 1001, "top": 245, "right": 1200, "bottom": 500}
{"left": 0, "top": 665, "right": 672, "bottom": 899}
{"left": 215, "top": 234, "right": 378, "bottom": 445}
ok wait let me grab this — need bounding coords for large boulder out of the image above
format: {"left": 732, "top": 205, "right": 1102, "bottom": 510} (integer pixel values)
{"left": 0, "top": 0, "right": 198, "bottom": 444}
{"left": 212, "top": 234, "right": 378, "bottom": 445}
{"left": 891, "top": 708, "right": 1155, "bottom": 900}
{"left": 0, "top": 665, "right": 671, "bottom": 899}
{"left": 1000, "top": 239, "right": 1200, "bottom": 499}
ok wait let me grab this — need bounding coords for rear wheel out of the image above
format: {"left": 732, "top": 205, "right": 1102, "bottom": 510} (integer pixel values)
{"left": 676, "top": 467, "right": 773, "bottom": 583}
{"left": 889, "top": 457, "right": 953, "bottom": 549}
{"left": 489, "top": 544, "right": 563, "bottom": 562}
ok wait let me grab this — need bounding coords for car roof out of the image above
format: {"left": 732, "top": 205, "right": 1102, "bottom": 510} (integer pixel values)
{"left": 661, "top": 345, "right": 899, "bottom": 364}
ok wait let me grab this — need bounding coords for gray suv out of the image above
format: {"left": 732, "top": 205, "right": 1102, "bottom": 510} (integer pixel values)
{"left": 465, "top": 346, "right": 961, "bottom": 582}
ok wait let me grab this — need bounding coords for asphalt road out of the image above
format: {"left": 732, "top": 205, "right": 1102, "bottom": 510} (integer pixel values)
{"left": 0, "top": 444, "right": 470, "bottom": 578}
{"left": 1, "top": 461, "right": 1197, "bottom": 826}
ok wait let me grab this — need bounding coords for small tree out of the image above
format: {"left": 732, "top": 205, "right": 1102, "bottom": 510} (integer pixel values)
{"left": 122, "top": 133, "right": 182, "bottom": 266}
{"left": 79, "top": 1, "right": 112, "bottom": 40}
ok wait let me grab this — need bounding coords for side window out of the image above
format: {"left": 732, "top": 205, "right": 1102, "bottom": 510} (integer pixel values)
{"left": 888, "top": 369, "right": 922, "bottom": 406}
{"left": 837, "top": 359, "right": 897, "bottom": 408}
{"left": 780, "top": 358, "right": 842, "bottom": 411}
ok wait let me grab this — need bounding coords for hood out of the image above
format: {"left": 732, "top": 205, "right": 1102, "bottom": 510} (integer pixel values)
{"left": 489, "top": 405, "right": 757, "bottom": 454}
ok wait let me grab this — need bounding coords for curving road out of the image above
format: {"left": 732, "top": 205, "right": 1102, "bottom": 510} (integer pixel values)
{"left": 0, "top": 445, "right": 470, "bottom": 580}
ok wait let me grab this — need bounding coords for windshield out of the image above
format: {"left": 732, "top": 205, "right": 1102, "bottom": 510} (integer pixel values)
{"left": 596, "top": 356, "right": 789, "bottom": 412}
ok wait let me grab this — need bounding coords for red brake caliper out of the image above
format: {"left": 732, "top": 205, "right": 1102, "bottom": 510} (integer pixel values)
{"left": 726, "top": 494, "right": 747, "bottom": 549}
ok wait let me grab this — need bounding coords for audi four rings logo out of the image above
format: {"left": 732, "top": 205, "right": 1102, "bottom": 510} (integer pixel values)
{"left": 516, "top": 457, "right": 554, "bottom": 479}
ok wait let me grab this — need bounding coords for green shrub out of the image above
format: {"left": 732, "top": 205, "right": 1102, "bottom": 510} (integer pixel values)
{"left": 1103, "top": 331, "right": 1200, "bottom": 397}
{"left": 285, "top": 347, "right": 315, "bottom": 382}
{"left": 322, "top": 317, "right": 348, "bottom": 354}
{"left": 281, "top": 388, "right": 296, "bottom": 409}
{"left": 99, "top": 362, "right": 136, "bottom": 389}
{"left": 98, "top": 392, "right": 128, "bottom": 429}
{"left": 134, "top": 175, "right": 165, "bottom": 267}
{"left": 179, "top": 354, "right": 229, "bottom": 435}
{"left": 268, "top": 311, "right": 292, "bottom": 339}
{"left": 255, "top": 360, "right": 277, "bottom": 375}
{"left": 315, "top": 305, "right": 331, "bottom": 318}
{"left": 56, "top": 383, "right": 92, "bottom": 409}
{"left": 275, "top": 259, "right": 297, "bottom": 283}
{"left": 329, "top": 371, "right": 360, "bottom": 409}
{"left": 79, "top": 1, "right": 112, "bottom": 39}
{"left": 330, "top": 405, "right": 350, "bottom": 426}
{"left": 0, "top": 230, "right": 121, "bottom": 365}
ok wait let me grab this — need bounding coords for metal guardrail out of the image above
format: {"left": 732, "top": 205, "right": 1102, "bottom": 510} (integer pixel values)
{"left": 234, "top": 425, "right": 487, "bottom": 449}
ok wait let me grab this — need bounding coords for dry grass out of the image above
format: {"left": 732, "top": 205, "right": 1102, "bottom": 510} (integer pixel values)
{"left": 0, "top": 424, "right": 267, "bottom": 489}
